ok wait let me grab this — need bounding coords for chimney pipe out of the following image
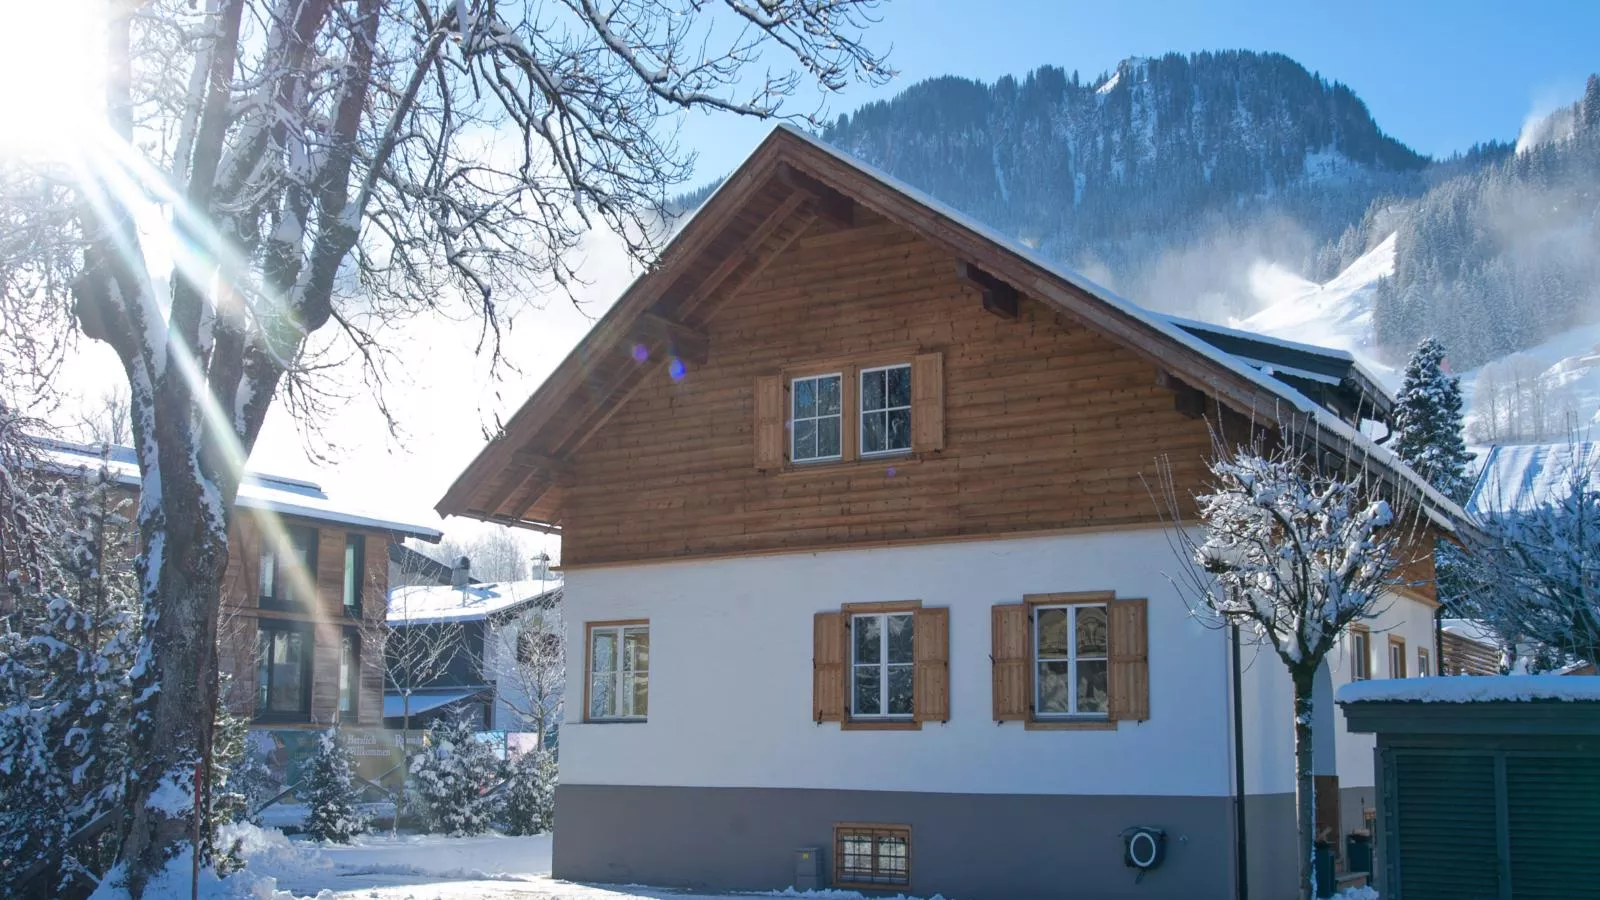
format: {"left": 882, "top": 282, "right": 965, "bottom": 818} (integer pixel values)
{"left": 451, "top": 555, "right": 471, "bottom": 589}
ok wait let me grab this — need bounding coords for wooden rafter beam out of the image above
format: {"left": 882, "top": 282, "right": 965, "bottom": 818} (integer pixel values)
{"left": 776, "top": 161, "right": 855, "bottom": 228}
{"left": 632, "top": 312, "right": 709, "bottom": 364}
{"left": 957, "top": 260, "right": 1020, "bottom": 319}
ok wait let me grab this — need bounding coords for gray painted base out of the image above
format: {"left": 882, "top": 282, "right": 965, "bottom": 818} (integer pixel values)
{"left": 554, "top": 784, "right": 1307, "bottom": 899}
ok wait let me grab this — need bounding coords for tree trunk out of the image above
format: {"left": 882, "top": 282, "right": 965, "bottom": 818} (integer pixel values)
{"left": 1292, "top": 666, "right": 1318, "bottom": 900}
{"left": 118, "top": 509, "right": 229, "bottom": 895}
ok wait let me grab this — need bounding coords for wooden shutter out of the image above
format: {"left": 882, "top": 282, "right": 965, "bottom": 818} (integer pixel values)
{"left": 813, "top": 611, "right": 845, "bottom": 722}
{"left": 754, "top": 375, "right": 784, "bottom": 470}
{"left": 1108, "top": 598, "right": 1149, "bottom": 721}
{"left": 913, "top": 607, "right": 950, "bottom": 723}
{"left": 991, "top": 603, "right": 1030, "bottom": 721}
{"left": 911, "top": 352, "right": 944, "bottom": 452}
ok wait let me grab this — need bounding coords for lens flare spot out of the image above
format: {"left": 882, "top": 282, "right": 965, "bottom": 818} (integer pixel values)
{"left": 668, "top": 358, "right": 687, "bottom": 381}
{"left": 631, "top": 343, "right": 649, "bottom": 363}
{"left": 886, "top": 466, "right": 897, "bottom": 477}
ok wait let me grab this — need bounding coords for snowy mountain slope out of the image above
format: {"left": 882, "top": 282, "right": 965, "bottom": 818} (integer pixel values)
{"left": 1226, "top": 233, "right": 1398, "bottom": 388}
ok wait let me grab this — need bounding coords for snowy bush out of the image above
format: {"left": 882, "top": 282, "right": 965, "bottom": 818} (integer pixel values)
{"left": 409, "top": 717, "right": 501, "bottom": 836}
{"left": 299, "top": 728, "right": 367, "bottom": 843}
{"left": 498, "top": 748, "right": 557, "bottom": 835}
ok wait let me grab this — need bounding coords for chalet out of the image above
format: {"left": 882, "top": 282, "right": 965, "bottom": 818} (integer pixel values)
{"left": 438, "top": 126, "right": 1463, "bottom": 899}
{"left": 39, "top": 440, "right": 441, "bottom": 738}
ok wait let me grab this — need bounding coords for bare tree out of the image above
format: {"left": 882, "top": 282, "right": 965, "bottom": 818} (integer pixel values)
{"left": 1159, "top": 430, "right": 1421, "bottom": 900}
{"left": 79, "top": 386, "right": 133, "bottom": 448}
{"left": 0, "top": 1, "right": 888, "bottom": 888}
{"left": 491, "top": 598, "right": 565, "bottom": 748}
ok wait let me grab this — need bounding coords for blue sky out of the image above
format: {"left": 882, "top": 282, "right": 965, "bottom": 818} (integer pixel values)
{"left": 677, "top": 0, "right": 1597, "bottom": 184}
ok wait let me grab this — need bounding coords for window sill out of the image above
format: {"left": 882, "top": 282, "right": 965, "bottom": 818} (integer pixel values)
{"left": 841, "top": 718, "right": 921, "bottom": 731}
{"left": 777, "top": 454, "right": 922, "bottom": 478}
{"left": 834, "top": 881, "right": 911, "bottom": 893}
{"left": 1025, "top": 718, "right": 1116, "bottom": 731}
{"left": 583, "top": 717, "right": 648, "bottom": 725}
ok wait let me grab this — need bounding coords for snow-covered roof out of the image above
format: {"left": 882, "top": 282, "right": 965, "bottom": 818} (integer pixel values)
{"left": 387, "top": 576, "right": 562, "bottom": 626}
{"left": 1338, "top": 674, "right": 1600, "bottom": 705}
{"left": 781, "top": 125, "right": 1466, "bottom": 531}
{"left": 1466, "top": 442, "right": 1600, "bottom": 517}
{"left": 382, "top": 687, "right": 488, "bottom": 719}
{"left": 36, "top": 439, "right": 444, "bottom": 542}
{"left": 1441, "top": 617, "right": 1499, "bottom": 646}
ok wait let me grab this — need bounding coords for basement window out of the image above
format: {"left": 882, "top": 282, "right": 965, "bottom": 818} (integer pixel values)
{"left": 834, "top": 823, "right": 911, "bottom": 888}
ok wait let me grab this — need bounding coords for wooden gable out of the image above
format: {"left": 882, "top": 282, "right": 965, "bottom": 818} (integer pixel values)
{"left": 553, "top": 214, "right": 1232, "bottom": 566}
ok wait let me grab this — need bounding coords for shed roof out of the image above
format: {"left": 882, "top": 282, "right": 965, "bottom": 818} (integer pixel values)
{"left": 1466, "top": 442, "right": 1600, "bottom": 517}
{"left": 387, "top": 576, "right": 562, "bottom": 626}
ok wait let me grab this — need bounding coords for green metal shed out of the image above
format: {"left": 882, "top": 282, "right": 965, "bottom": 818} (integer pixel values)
{"left": 1339, "top": 677, "right": 1600, "bottom": 900}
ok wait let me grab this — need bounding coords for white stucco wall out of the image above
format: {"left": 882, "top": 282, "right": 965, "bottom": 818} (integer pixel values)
{"left": 560, "top": 528, "right": 1244, "bottom": 798}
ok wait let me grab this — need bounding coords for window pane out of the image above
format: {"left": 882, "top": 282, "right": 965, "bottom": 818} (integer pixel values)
{"left": 1037, "top": 661, "right": 1071, "bottom": 714}
{"left": 590, "top": 673, "right": 615, "bottom": 719}
{"left": 853, "top": 616, "right": 881, "bottom": 664}
{"left": 862, "top": 410, "right": 887, "bottom": 454}
{"left": 256, "top": 631, "right": 271, "bottom": 711}
{"left": 1077, "top": 606, "right": 1108, "bottom": 656}
{"left": 343, "top": 539, "right": 359, "bottom": 610}
{"left": 878, "top": 835, "right": 909, "bottom": 879}
{"left": 818, "top": 375, "right": 841, "bottom": 415}
{"left": 853, "top": 665, "right": 881, "bottom": 716}
{"left": 339, "top": 636, "right": 355, "bottom": 713}
{"left": 816, "top": 415, "right": 841, "bottom": 458}
{"left": 1036, "top": 608, "right": 1069, "bottom": 658}
{"left": 794, "top": 377, "right": 816, "bottom": 418}
{"left": 591, "top": 630, "right": 617, "bottom": 678}
{"left": 630, "top": 673, "right": 649, "bottom": 717}
{"left": 793, "top": 418, "right": 817, "bottom": 460}
{"left": 887, "top": 664, "right": 914, "bottom": 716}
{"left": 259, "top": 550, "right": 275, "bottom": 598}
{"left": 862, "top": 369, "right": 886, "bottom": 411}
{"left": 270, "top": 631, "right": 304, "bottom": 712}
{"left": 623, "top": 627, "right": 649, "bottom": 675}
{"left": 841, "top": 836, "right": 873, "bottom": 877}
{"left": 886, "top": 614, "right": 915, "bottom": 664}
{"left": 1077, "top": 659, "right": 1109, "bottom": 714}
{"left": 886, "top": 366, "right": 911, "bottom": 408}
{"left": 886, "top": 408, "right": 911, "bottom": 451}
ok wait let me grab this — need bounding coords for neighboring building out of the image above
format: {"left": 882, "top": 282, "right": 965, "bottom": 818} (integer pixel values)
{"left": 38, "top": 440, "right": 442, "bottom": 738}
{"left": 437, "top": 126, "right": 1463, "bottom": 899}
{"left": 1441, "top": 618, "right": 1503, "bottom": 676}
{"left": 384, "top": 566, "right": 563, "bottom": 738}
{"left": 388, "top": 541, "right": 472, "bottom": 588}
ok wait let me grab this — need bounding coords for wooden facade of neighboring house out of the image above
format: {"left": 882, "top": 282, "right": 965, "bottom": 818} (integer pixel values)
{"left": 438, "top": 126, "right": 1463, "bottom": 900}
{"left": 38, "top": 441, "right": 442, "bottom": 735}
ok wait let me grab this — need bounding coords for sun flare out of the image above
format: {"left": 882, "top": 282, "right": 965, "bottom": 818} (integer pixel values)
{"left": 0, "top": 0, "right": 106, "bottom": 157}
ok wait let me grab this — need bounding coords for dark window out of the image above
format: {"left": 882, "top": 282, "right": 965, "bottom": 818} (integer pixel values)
{"left": 339, "top": 632, "right": 360, "bottom": 720}
{"left": 256, "top": 624, "right": 312, "bottom": 720}
{"left": 260, "top": 524, "right": 318, "bottom": 610}
{"left": 342, "top": 534, "right": 364, "bottom": 616}
{"left": 834, "top": 824, "right": 910, "bottom": 888}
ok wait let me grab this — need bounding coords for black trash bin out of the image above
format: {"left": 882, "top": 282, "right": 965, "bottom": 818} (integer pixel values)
{"left": 1314, "top": 841, "right": 1336, "bottom": 898}
{"left": 1346, "top": 831, "right": 1373, "bottom": 875}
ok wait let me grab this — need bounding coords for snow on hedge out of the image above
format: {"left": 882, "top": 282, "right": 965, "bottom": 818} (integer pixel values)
{"left": 1339, "top": 674, "right": 1600, "bottom": 704}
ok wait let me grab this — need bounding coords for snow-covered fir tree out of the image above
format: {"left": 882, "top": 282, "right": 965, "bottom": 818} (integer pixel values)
{"left": 409, "top": 717, "right": 502, "bottom": 836}
{"left": 499, "top": 748, "right": 557, "bottom": 836}
{"left": 0, "top": 417, "right": 141, "bottom": 897}
{"left": 1393, "top": 338, "right": 1472, "bottom": 501}
{"left": 299, "top": 728, "right": 367, "bottom": 844}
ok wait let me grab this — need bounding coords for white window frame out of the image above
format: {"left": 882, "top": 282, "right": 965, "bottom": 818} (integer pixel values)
{"left": 850, "top": 612, "right": 915, "bottom": 719}
{"left": 1033, "top": 603, "right": 1109, "bottom": 719}
{"left": 858, "top": 363, "right": 913, "bottom": 458}
{"left": 1417, "top": 647, "right": 1431, "bottom": 678}
{"left": 791, "top": 372, "right": 843, "bottom": 463}
{"left": 587, "top": 623, "right": 649, "bottom": 721}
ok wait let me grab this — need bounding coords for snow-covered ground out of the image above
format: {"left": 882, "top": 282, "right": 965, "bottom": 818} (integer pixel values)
{"left": 159, "top": 826, "right": 1379, "bottom": 900}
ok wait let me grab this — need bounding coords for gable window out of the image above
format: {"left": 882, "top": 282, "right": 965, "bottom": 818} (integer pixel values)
{"left": 834, "top": 824, "right": 911, "bottom": 889}
{"left": 790, "top": 373, "right": 842, "bottom": 463}
{"left": 1417, "top": 647, "right": 1432, "bottom": 678}
{"left": 260, "top": 524, "right": 318, "bottom": 610}
{"left": 586, "top": 621, "right": 648, "bottom": 721}
{"left": 342, "top": 534, "right": 364, "bottom": 616}
{"left": 256, "top": 624, "right": 311, "bottom": 720}
{"left": 1034, "top": 603, "right": 1109, "bottom": 718}
{"left": 1389, "top": 636, "right": 1407, "bottom": 679}
{"left": 859, "top": 364, "right": 911, "bottom": 456}
{"left": 339, "top": 633, "right": 360, "bottom": 720}
{"left": 851, "top": 612, "right": 915, "bottom": 719}
{"left": 1351, "top": 626, "right": 1372, "bottom": 681}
